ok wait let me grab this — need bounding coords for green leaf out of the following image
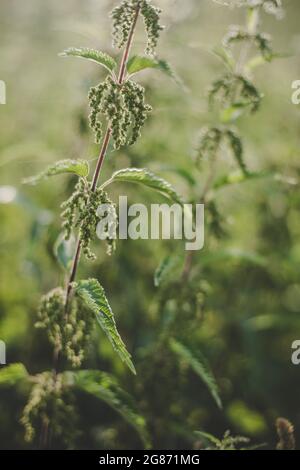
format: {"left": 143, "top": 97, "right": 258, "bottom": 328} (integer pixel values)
{"left": 199, "top": 248, "right": 267, "bottom": 268}
{"left": 220, "top": 103, "right": 249, "bottom": 123}
{"left": 75, "top": 279, "right": 136, "bottom": 375}
{"left": 213, "top": 170, "right": 272, "bottom": 190}
{"left": 23, "top": 159, "right": 89, "bottom": 185}
{"left": 194, "top": 430, "right": 221, "bottom": 447}
{"left": 246, "top": 52, "right": 290, "bottom": 72}
{"left": 103, "top": 168, "right": 183, "bottom": 204}
{"left": 127, "top": 55, "right": 159, "bottom": 74}
{"left": 53, "top": 233, "right": 76, "bottom": 271}
{"left": 169, "top": 339, "right": 222, "bottom": 409}
{"left": 0, "top": 363, "right": 28, "bottom": 387}
{"left": 226, "top": 129, "right": 247, "bottom": 175}
{"left": 227, "top": 401, "right": 267, "bottom": 436}
{"left": 159, "top": 165, "right": 197, "bottom": 187}
{"left": 68, "top": 370, "right": 151, "bottom": 449}
{"left": 211, "top": 46, "right": 235, "bottom": 71}
{"left": 59, "top": 47, "right": 117, "bottom": 72}
{"left": 156, "top": 59, "right": 186, "bottom": 90}
{"left": 154, "top": 254, "right": 183, "bottom": 287}
{"left": 127, "top": 55, "right": 185, "bottom": 89}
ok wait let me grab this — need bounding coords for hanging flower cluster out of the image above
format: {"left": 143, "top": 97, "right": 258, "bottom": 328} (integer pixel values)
{"left": 19, "top": 0, "right": 167, "bottom": 448}
{"left": 61, "top": 178, "right": 88, "bottom": 241}
{"left": 209, "top": 74, "right": 262, "bottom": 113}
{"left": 36, "top": 288, "right": 93, "bottom": 367}
{"left": 21, "top": 372, "right": 77, "bottom": 444}
{"left": 206, "top": 201, "right": 227, "bottom": 240}
{"left": 196, "top": 126, "right": 247, "bottom": 174}
{"left": 140, "top": 0, "right": 164, "bottom": 55}
{"left": 61, "top": 178, "right": 118, "bottom": 260}
{"left": 89, "top": 76, "right": 152, "bottom": 149}
{"left": 223, "top": 25, "right": 273, "bottom": 61}
{"left": 195, "top": 127, "right": 223, "bottom": 164}
{"left": 111, "top": 0, "right": 164, "bottom": 55}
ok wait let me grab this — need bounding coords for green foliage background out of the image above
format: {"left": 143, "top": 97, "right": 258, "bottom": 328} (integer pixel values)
{"left": 1, "top": 0, "right": 300, "bottom": 449}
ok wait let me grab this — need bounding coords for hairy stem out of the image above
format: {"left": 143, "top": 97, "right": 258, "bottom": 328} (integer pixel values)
{"left": 46, "top": 4, "right": 141, "bottom": 450}
{"left": 64, "top": 5, "right": 141, "bottom": 310}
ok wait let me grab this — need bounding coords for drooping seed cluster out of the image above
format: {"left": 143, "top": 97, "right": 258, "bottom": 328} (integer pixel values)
{"left": 36, "top": 288, "right": 93, "bottom": 367}
{"left": 226, "top": 128, "right": 247, "bottom": 174}
{"left": 111, "top": 0, "right": 137, "bottom": 50}
{"left": 95, "top": 193, "right": 118, "bottom": 256}
{"left": 123, "top": 79, "right": 152, "bottom": 145}
{"left": 21, "top": 372, "right": 77, "bottom": 444}
{"left": 111, "top": 0, "right": 164, "bottom": 56}
{"left": 89, "top": 76, "right": 152, "bottom": 149}
{"left": 206, "top": 201, "right": 227, "bottom": 240}
{"left": 61, "top": 179, "right": 118, "bottom": 260}
{"left": 195, "top": 127, "right": 222, "bottom": 165}
{"left": 140, "top": 0, "right": 164, "bottom": 55}
{"left": 223, "top": 26, "right": 273, "bottom": 61}
{"left": 209, "top": 74, "right": 261, "bottom": 113}
{"left": 196, "top": 126, "right": 247, "bottom": 174}
{"left": 78, "top": 187, "right": 117, "bottom": 259}
{"left": 61, "top": 178, "right": 88, "bottom": 241}
{"left": 88, "top": 82, "right": 106, "bottom": 144}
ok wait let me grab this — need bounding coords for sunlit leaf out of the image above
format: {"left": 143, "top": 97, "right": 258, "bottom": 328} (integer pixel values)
{"left": 103, "top": 168, "right": 183, "bottom": 204}
{"left": 213, "top": 170, "right": 272, "bottom": 190}
{"left": 23, "top": 159, "right": 89, "bottom": 185}
{"left": 227, "top": 401, "right": 267, "bottom": 436}
{"left": 59, "top": 47, "right": 117, "bottom": 72}
{"left": 75, "top": 279, "right": 136, "bottom": 375}
{"left": 211, "top": 46, "right": 235, "bottom": 71}
{"left": 0, "top": 363, "right": 29, "bottom": 387}
{"left": 127, "top": 55, "right": 159, "bottom": 74}
{"left": 53, "top": 233, "right": 76, "bottom": 271}
{"left": 159, "top": 165, "right": 197, "bottom": 187}
{"left": 220, "top": 103, "right": 249, "bottom": 123}
{"left": 127, "top": 55, "right": 185, "bottom": 89}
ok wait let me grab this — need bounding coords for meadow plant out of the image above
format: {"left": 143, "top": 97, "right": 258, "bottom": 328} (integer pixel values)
{"left": 2, "top": 0, "right": 184, "bottom": 448}
{"left": 151, "top": 0, "right": 289, "bottom": 447}
{"left": 0, "top": 0, "right": 294, "bottom": 450}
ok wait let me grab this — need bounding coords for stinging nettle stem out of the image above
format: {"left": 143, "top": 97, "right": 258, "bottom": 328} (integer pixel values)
{"left": 65, "top": 5, "right": 141, "bottom": 310}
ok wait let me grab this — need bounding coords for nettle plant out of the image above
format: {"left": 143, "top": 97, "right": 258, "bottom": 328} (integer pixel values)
{"left": 149, "top": 0, "right": 286, "bottom": 444}
{"left": 2, "top": 0, "right": 184, "bottom": 448}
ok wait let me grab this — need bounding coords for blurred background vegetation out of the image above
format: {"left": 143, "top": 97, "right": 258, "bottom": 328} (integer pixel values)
{"left": 1, "top": 0, "right": 300, "bottom": 449}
